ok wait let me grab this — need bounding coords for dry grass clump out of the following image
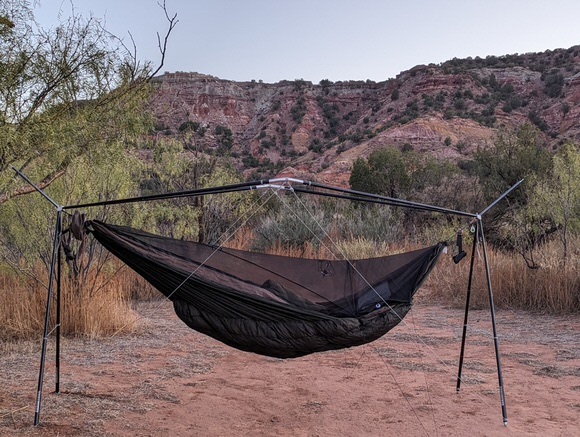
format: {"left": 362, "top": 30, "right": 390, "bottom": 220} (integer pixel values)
{"left": 60, "top": 273, "right": 139, "bottom": 338}
{"left": 331, "top": 237, "right": 395, "bottom": 260}
{"left": 231, "top": 227, "right": 412, "bottom": 260}
{"left": 0, "top": 272, "right": 46, "bottom": 341}
{"left": 0, "top": 265, "right": 150, "bottom": 343}
{"left": 426, "top": 238, "right": 579, "bottom": 313}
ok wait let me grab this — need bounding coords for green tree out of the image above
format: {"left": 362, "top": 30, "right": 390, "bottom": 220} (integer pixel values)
{"left": 474, "top": 124, "right": 555, "bottom": 267}
{"left": 0, "top": 0, "right": 177, "bottom": 204}
{"left": 531, "top": 143, "right": 579, "bottom": 262}
{"left": 474, "top": 124, "right": 551, "bottom": 206}
{"left": 350, "top": 148, "right": 410, "bottom": 198}
{"left": 350, "top": 146, "right": 459, "bottom": 202}
{"left": 0, "top": 0, "right": 177, "bottom": 297}
{"left": 137, "top": 137, "right": 253, "bottom": 244}
{"left": 0, "top": 140, "right": 140, "bottom": 283}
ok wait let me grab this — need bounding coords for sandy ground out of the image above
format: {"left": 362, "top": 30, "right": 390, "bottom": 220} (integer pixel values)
{"left": 0, "top": 300, "right": 579, "bottom": 437}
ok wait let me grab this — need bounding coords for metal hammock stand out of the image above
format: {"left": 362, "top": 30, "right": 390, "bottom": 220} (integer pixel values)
{"left": 10, "top": 166, "right": 521, "bottom": 427}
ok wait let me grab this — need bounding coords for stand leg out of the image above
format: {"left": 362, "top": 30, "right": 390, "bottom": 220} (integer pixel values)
{"left": 456, "top": 223, "right": 478, "bottom": 393}
{"left": 479, "top": 221, "right": 508, "bottom": 426}
{"left": 34, "top": 210, "right": 62, "bottom": 426}
{"left": 56, "top": 213, "right": 62, "bottom": 394}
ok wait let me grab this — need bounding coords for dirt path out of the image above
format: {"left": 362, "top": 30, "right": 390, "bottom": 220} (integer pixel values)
{"left": 1, "top": 301, "right": 579, "bottom": 436}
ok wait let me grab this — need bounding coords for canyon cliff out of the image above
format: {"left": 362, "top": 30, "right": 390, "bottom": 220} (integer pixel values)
{"left": 149, "top": 46, "right": 580, "bottom": 185}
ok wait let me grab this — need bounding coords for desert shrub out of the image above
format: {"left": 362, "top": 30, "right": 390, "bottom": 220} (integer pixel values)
{"left": 350, "top": 147, "right": 459, "bottom": 203}
{"left": 336, "top": 203, "right": 402, "bottom": 244}
{"left": 290, "top": 96, "right": 307, "bottom": 123}
{"left": 309, "top": 139, "right": 323, "bottom": 153}
{"left": 350, "top": 148, "right": 411, "bottom": 198}
{"left": 253, "top": 202, "right": 330, "bottom": 252}
{"left": 412, "top": 173, "right": 482, "bottom": 217}
{"left": 179, "top": 121, "right": 200, "bottom": 132}
{"left": 528, "top": 110, "right": 549, "bottom": 131}
{"left": 543, "top": 71, "right": 564, "bottom": 97}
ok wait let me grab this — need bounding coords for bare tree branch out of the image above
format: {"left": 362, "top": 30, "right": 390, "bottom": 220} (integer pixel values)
{"left": 0, "top": 167, "right": 66, "bottom": 205}
{"left": 149, "top": 0, "right": 178, "bottom": 79}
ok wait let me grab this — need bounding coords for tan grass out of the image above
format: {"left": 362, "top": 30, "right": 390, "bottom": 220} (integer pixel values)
{"left": 60, "top": 274, "right": 138, "bottom": 338}
{"left": 426, "top": 238, "right": 579, "bottom": 313}
{"left": 0, "top": 273, "right": 46, "bottom": 340}
{"left": 0, "top": 265, "right": 147, "bottom": 342}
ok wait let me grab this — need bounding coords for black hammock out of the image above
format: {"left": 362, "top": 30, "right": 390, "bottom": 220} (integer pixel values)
{"left": 88, "top": 220, "right": 445, "bottom": 358}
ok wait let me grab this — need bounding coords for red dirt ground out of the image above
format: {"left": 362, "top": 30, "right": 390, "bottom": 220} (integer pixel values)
{"left": 1, "top": 301, "right": 579, "bottom": 436}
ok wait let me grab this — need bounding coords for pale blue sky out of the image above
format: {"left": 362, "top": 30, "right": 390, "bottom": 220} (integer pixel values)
{"left": 35, "top": 0, "right": 580, "bottom": 83}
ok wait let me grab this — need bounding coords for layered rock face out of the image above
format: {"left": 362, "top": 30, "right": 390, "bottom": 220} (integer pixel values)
{"left": 149, "top": 46, "right": 580, "bottom": 185}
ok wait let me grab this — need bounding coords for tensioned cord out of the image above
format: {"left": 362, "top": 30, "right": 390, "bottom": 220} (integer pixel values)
{"left": 10, "top": 171, "right": 520, "bottom": 428}
{"left": 407, "top": 308, "right": 439, "bottom": 436}
{"left": 281, "top": 188, "right": 503, "bottom": 423}
{"left": 279, "top": 188, "right": 409, "bottom": 318}
{"left": 373, "top": 344, "right": 433, "bottom": 437}
{"left": 210, "top": 242, "right": 357, "bottom": 317}
{"left": 104, "top": 187, "right": 280, "bottom": 337}
{"left": 278, "top": 189, "right": 438, "bottom": 433}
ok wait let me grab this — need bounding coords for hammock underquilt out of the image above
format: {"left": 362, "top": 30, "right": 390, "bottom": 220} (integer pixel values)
{"left": 88, "top": 220, "right": 445, "bottom": 358}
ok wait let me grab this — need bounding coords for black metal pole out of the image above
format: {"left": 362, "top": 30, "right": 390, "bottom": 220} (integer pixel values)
{"left": 304, "top": 180, "right": 478, "bottom": 218}
{"left": 34, "top": 209, "right": 62, "bottom": 426}
{"left": 291, "top": 186, "right": 474, "bottom": 217}
{"left": 64, "top": 177, "right": 479, "bottom": 219}
{"left": 478, "top": 220, "right": 508, "bottom": 426}
{"left": 478, "top": 179, "right": 523, "bottom": 217}
{"left": 9, "top": 166, "right": 61, "bottom": 209}
{"left": 456, "top": 223, "right": 478, "bottom": 393}
{"left": 63, "top": 180, "right": 266, "bottom": 210}
{"left": 55, "top": 213, "right": 62, "bottom": 394}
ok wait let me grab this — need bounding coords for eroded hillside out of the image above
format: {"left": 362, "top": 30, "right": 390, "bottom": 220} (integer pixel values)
{"left": 149, "top": 46, "right": 580, "bottom": 185}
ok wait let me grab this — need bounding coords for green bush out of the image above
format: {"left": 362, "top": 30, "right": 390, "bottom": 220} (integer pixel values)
{"left": 179, "top": 121, "right": 200, "bottom": 132}
{"left": 252, "top": 198, "right": 331, "bottom": 251}
{"left": 290, "top": 96, "right": 307, "bottom": 123}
